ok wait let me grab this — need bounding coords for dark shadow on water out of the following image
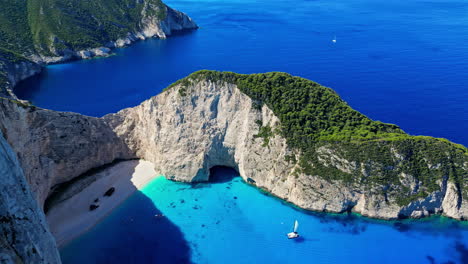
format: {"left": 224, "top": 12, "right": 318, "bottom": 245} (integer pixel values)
{"left": 426, "top": 255, "right": 436, "bottom": 264}
{"left": 455, "top": 241, "right": 468, "bottom": 264}
{"left": 13, "top": 70, "right": 47, "bottom": 101}
{"left": 167, "top": 28, "right": 199, "bottom": 38}
{"left": 424, "top": 241, "right": 468, "bottom": 264}
{"left": 60, "top": 190, "right": 192, "bottom": 264}
{"left": 292, "top": 237, "right": 306, "bottom": 243}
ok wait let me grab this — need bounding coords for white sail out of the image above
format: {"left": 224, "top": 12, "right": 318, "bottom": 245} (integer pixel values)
{"left": 293, "top": 220, "right": 299, "bottom": 233}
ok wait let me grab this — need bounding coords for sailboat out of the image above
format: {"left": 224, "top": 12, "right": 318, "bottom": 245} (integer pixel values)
{"left": 287, "top": 220, "right": 300, "bottom": 239}
{"left": 332, "top": 35, "right": 337, "bottom": 43}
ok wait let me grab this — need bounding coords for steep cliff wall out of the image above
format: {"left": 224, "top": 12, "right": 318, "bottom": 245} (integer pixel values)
{"left": 0, "top": 98, "right": 135, "bottom": 207}
{"left": 0, "top": 49, "right": 42, "bottom": 98}
{"left": 0, "top": 131, "right": 61, "bottom": 264}
{"left": 31, "top": 4, "right": 198, "bottom": 64}
{"left": 105, "top": 71, "right": 468, "bottom": 220}
{"left": 0, "top": 70, "right": 466, "bottom": 264}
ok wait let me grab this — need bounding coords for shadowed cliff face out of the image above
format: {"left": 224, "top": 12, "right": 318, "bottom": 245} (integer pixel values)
{"left": 0, "top": 98, "right": 136, "bottom": 207}
{"left": 0, "top": 131, "right": 61, "bottom": 263}
{"left": 105, "top": 77, "right": 468, "bottom": 221}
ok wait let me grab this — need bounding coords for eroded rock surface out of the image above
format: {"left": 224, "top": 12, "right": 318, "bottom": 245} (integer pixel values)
{"left": 0, "top": 72, "right": 466, "bottom": 263}
{"left": 0, "top": 131, "right": 61, "bottom": 264}
{"left": 0, "top": 98, "right": 135, "bottom": 207}
{"left": 105, "top": 78, "right": 468, "bottom": 220}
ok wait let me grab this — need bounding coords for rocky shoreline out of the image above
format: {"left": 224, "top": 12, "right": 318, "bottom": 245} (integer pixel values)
{"left": 2, "top": 72, "right": 465, "bottom": 222}
{"left": 0, "top": 70, "right": 466, "bottom": 263}
{"left": 104, "top": 77, "right": 468, "bottom": 221}
{"left": 0, "top": 3, "right": 197, "bottom": 263}
{"left": 0, "top": 2, "right": 467, "bottom": 261}
{"left": 30, "top": 5, "right": 198, "bottom": 65}
{"left": 0, "top": 4, "right": 197, "bottom": 100}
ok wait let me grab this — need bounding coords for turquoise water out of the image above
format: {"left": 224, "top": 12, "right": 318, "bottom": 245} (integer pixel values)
{"left": 61, "top": 168, "right": 468, "bottom": 264}
{"left": 15, "top": 0, "right": 468, "bottom": 146}
{"left": 18, "top": 0, "right": 468, "bottom": 262}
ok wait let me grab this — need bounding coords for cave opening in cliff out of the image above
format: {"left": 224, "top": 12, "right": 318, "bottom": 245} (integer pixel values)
{"left": 208, "top": 166, "right": 240, "bottom": 183}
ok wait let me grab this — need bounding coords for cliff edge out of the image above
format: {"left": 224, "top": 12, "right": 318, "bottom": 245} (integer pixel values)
{"left": 0, "top": 70, "right": 466, "bottom": 263}
{"left": 0, "top": 0, "right": 197, "bottom": 98}
{"left": 106, "top": 71, "right": 468, "bottom": 220}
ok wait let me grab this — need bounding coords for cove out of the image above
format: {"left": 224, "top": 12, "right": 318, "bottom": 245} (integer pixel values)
{"left": 14, "top": 0, "right": 468, "bottom": 146}
{"left": 60, "top": 167, "right": 468, "bottom": 264}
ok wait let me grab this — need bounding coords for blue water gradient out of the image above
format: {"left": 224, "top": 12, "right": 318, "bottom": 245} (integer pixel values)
{"left": 14, "top": 0, "right": 468, "bottom": 146}
{"left": 61, "top": 168, "right": 468, "bottom": 264}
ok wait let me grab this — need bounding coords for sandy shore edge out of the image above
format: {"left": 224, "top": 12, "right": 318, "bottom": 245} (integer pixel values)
{"left": 46, "top": 159, "right": 157, "bottom": 247}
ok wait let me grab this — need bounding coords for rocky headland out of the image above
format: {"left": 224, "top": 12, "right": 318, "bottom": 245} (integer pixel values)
{"left": 0, "top": 70, "right": 467, "bottom": 263}
{"left": 0, "top": 0, "right": 197, "bottom": 98}
{"left": 104, "top": 71, "right": 468, "bottom": 220}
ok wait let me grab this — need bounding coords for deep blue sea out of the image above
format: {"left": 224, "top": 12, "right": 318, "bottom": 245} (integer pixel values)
{"left": 16, "top": 0, "right": 468, "bottom": 263}
{"left": 15, "top": 0, "right": 468, "bottom": 146}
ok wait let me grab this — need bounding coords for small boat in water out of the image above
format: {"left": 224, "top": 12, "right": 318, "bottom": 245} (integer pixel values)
{"left": 287, "top": 220, "right": 300, "bottom": 239}
{"left": 332, "top": 35, "right": 337, "bottom": 43}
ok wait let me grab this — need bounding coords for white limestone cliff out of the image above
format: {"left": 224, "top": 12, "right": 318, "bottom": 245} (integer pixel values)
{"left": 0, "top": 73, "right": 466, "bottom": 263}
{"left": 33, "top": 4, "right": 198, "bottom": 64}
{"left": 0, "top": 131, "right": 61, "bottom": 264}
{"left": 0, "top": 99, "right": 135, "bottom": 207}
{"left": 105, "top": 79, "right": 468, "bottom": 220}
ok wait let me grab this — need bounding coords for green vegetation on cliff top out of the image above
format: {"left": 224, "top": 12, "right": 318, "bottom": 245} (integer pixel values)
{"left": 0, "top": 0, "right": 166, "bottom": 57}
{"left": 0, "top": 0, "right": 167, "bottom": 94}
{"left": 0, "top": 48, "right": 33, "bottom": 93}
{"left": 169, "top": 70, "right": 468, "bottom": 205}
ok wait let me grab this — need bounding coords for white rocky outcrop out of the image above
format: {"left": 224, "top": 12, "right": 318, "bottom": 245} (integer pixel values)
{"left": 0, "top": 131, "right": 61, "bottom": 264}
{"left": 105, "top": 79, "right": 468, "bottom": 220}
{"left": 0, "top": 73, "right": 466, "bottom": 263}
{"left": 1, "top": 76, "right": 466, "bottom": 227}
{"left": 34, "top": 4, "right": 197, "bottom": 65}
{"left": 442, "top": 181, "right": 468, "bottom": 219}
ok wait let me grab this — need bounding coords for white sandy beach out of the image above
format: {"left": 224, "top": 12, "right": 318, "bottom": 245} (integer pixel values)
{"left": 46, "top": 159, "right": 157, "bottom": 247}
